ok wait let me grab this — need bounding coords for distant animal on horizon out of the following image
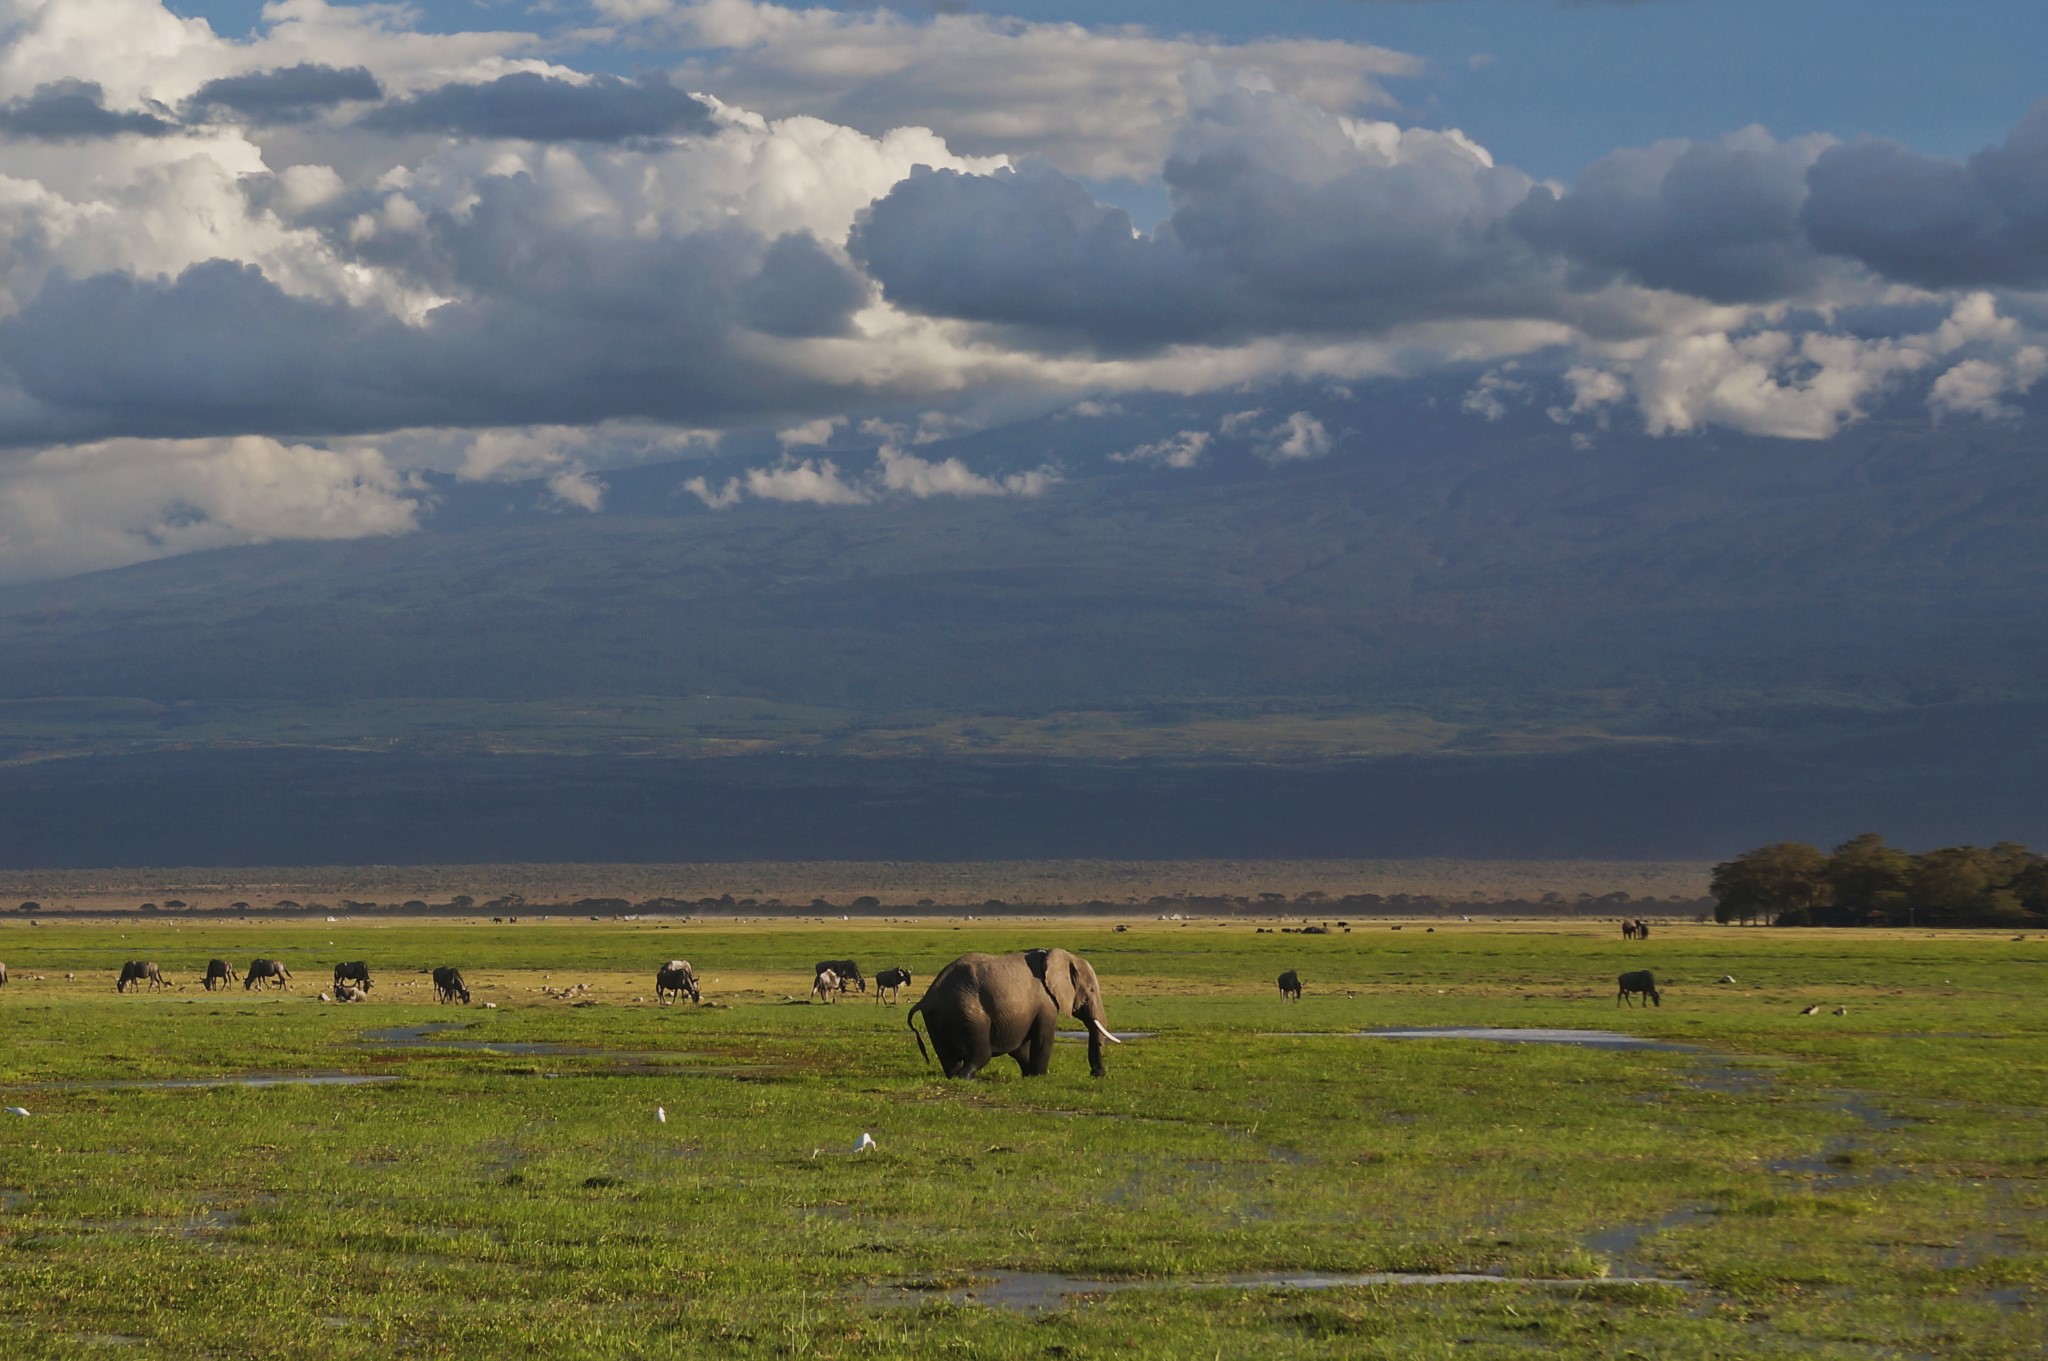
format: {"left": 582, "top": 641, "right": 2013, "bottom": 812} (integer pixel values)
{"left": 656, "top": 959, "right": 700, "bottom": 1005}
{"left": 431, "top": 966, "right": 470, "bottom": 1004}
{"left": 1277, "top": 969, "right": 1302, "bottom": 1001}
{"left": 203, "top": 959, "right": 237, "bottom": 991}
{"left": 814, "top": 959, "right": 865, "bottom": 993}
{"left": 332, "top": 961, "right": 372, "bottom": 993}
{"left": 117, "top": 961, "right": 166, "bottom": 993}
{"left": 244, "top": 959, "right": 290, "bottom": 991}
{"left": 1616, "top": 969, "right": 1661, "bottom": 1008}
{"left": 873, "top": 967, "right": 912, "bottom": 1003}
{"left": 812, "top": 968, "right": 841, "bottom": 1003}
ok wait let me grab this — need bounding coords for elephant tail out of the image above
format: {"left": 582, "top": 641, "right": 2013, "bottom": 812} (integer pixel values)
{"left": 906, "top": 999, "right": 933, "bottom": 1069}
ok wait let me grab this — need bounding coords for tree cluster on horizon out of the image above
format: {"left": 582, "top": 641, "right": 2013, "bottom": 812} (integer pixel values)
{"left": 1711, "top": 834, "right": 2048, "bottom": 928}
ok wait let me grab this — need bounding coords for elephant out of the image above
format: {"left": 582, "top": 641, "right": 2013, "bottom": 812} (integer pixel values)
{"left": 908, "top": 948, "right": 1119, "bottom": 1079}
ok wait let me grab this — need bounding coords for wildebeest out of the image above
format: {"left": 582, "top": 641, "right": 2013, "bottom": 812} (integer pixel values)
{"left": 873, "top": 967, "right": 912, "bottom": 1003}
{"left": 814, "top": 959, "right": 865, "bottom": 993}
{"left": 812, "top": 968, "right": 841, "bottom": 1003}
{"left": 656, "top": 959, "right": 700, "bottom": 1005}
{"left": 1616, "top": 969, "right": 1661, "bottom": 1008}
{"left": 244, "top": 959, "right": 291, "bottom": 990}
{"left": 432, "top": 966, "right": 470, "bottom": 1004}
{"left": 203, "top": 959, "right": 237, "bottom": 991}
{"left": 332, "top": 961, "right": 372, "bottom": 992}
{"left": 0, "top": 961, "right": 7, "bottom": 988}
{"left": 1277, "top": 969, "right": 1303, "bottom": 1001}
{"left": 117, "top": 961, "right": 167, "bottom": 992}
{"left": 333, "top": 981, "right": 368, "bottom": 1003}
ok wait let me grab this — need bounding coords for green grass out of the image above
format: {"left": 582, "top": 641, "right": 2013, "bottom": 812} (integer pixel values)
{"left": 0, "top": 919, "right": 2042, "bottom": 1357}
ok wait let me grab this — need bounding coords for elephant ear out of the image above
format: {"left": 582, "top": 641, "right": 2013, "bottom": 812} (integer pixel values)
{"left": 1026, "top": 948, "right": 1078, "bottom": 1013}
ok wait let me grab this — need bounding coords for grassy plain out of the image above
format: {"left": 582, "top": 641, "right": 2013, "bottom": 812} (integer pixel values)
{"left": 0, "top": 917, "right": 2041, "bottom": 1358}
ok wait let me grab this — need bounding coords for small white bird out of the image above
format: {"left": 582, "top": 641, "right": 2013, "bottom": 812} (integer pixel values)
{"left": 1800, "top": 1004, "right": 1820, "bottom": 1015}
{"left": 1719, "top": 975, "right": 1737, "bottom": 984}
{"left": 1833, "top": 1006, "right": 1848, "bottom": 1016}
{"left": 4, "top": 1107, "right": 28, "bottom": 1117}
{"left": 656, "top": 1107, "right": 667, "bottom": 1124}
{"left": 855, "top": 1132, "right": 877, "bottom": 1154}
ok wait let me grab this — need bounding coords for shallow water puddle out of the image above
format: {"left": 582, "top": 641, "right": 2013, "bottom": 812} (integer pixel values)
{"left": 870, "top": 1266, "right": 1689, "bottom": 1314}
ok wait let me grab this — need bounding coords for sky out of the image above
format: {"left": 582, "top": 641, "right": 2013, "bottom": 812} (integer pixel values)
{"left": 0, "top": 0, "right": 2045, "bottom": 580}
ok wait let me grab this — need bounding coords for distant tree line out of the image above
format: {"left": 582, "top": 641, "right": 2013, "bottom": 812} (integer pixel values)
{"left": 1711, "top": 834, "right": 2048, "bottom": 928}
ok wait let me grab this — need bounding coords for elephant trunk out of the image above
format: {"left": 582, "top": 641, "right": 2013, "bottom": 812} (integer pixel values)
{"left": 1082, "top": 1013, "right": 1117, "bottom": 1077}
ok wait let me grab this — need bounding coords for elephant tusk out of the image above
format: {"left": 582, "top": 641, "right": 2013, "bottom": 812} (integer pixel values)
{"left": 1090, "top": 1019, "right": 1123, "bottom": 1044}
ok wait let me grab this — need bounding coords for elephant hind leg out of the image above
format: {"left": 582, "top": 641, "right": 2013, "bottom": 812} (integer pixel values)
{"left": 1016, "top": 1010, "right": 1058, "bottom": 1076}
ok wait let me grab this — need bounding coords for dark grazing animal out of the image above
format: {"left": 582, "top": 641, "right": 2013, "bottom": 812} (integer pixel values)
{"left": 203, "top": 959, "right": 237, "bottom": 991}
{"left": 1621, "top": 919, "right": 1636, "bottom": 940}
{"left": 655, "top": 959, "right": 700, "bottom": 1005}
{"left": 117, "top": 960, "right": 166, "bottom": 993}
{"left": 244, "top": 959, "right": 291, "bottom": 990}
{"left": 873, "top": 967, "right": 912, "bottom": 1002}
{"left": 1636, "top": 920, "right": 1651, "bottom": 940}
{"left": 332, "top": 961, "right": 372, "bottom": 992}
{"left": 1277, "top": 969, "right": 1303, "bottom": 1001}
{"left": 432, "top": 966, "right": 470, "bottom": 1004}
{"left": 814, "top": 959, "right": 865, "bottom": 993}
{"left": 1616, "top": 969, "right": 1661, "bottom": 1008}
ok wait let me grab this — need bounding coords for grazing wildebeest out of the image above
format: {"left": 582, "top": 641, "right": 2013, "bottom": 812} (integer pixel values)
{"left": 873, "top": 967, "right": 912, "bottom": 1003}
{"left": 814, "top": 959, "right": 865, "bottom": 993}
{"left": 1616, "top": 969, "right": 1661, "bottom": 1008}
{"left": 117, "top": 961, "right": 167, "bottom": 993}
{"left": 1277, "top": 969, "right": 1303, "bottom": 1001}
{"left": 332, "top": 961, "right": 372, "bottom": 993}
{"left": 203, "top": 959, "right": 237, "bottom": 991}
{"left": 244, "top": 959, "right": 291, "bottom": 990}
{"left": 812, "top": 968, "right": 841, "bottom": 1003}
{"left": 432, "top": 966, "right": 470, "bottom": 1004}
{"left": 656, "top": 960, "right": 700, "bottom": 1005}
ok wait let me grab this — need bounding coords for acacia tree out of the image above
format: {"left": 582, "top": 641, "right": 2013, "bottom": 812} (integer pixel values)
{"left": 1825, "top": 833, "right": 1914, "bottom": 926}
{"left": 1711, "top": 842, "right": 1830, "bottom": 925}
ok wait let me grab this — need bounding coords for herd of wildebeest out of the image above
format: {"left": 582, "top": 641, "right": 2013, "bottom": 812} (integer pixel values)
{"left": 0, "top": 919, "right": 1685, "bottom": 1078}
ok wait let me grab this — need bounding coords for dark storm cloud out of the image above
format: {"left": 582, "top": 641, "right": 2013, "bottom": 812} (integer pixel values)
{"left": 188, "top": 64, "right": 383, "bottom": 124}
{"left": 738, "top": 233, "right": 873, "bottom": 338}
{"left": 1803, "top": 101, "right": 2048, "bottom": 289}
{"left": 851, "top": 86, "right": 1553, "bottom": 353}
{"left": 357, "top": 72, "right": 715, "bottom": 142}
{"left": 0, "top": 185, "right": 871, "bottom": 445}
{"left": 0, "top": 81, "right": 173, "bottom": 140}
{"left": 1510, "top": 130, "right": 1831, "bottom": 304}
